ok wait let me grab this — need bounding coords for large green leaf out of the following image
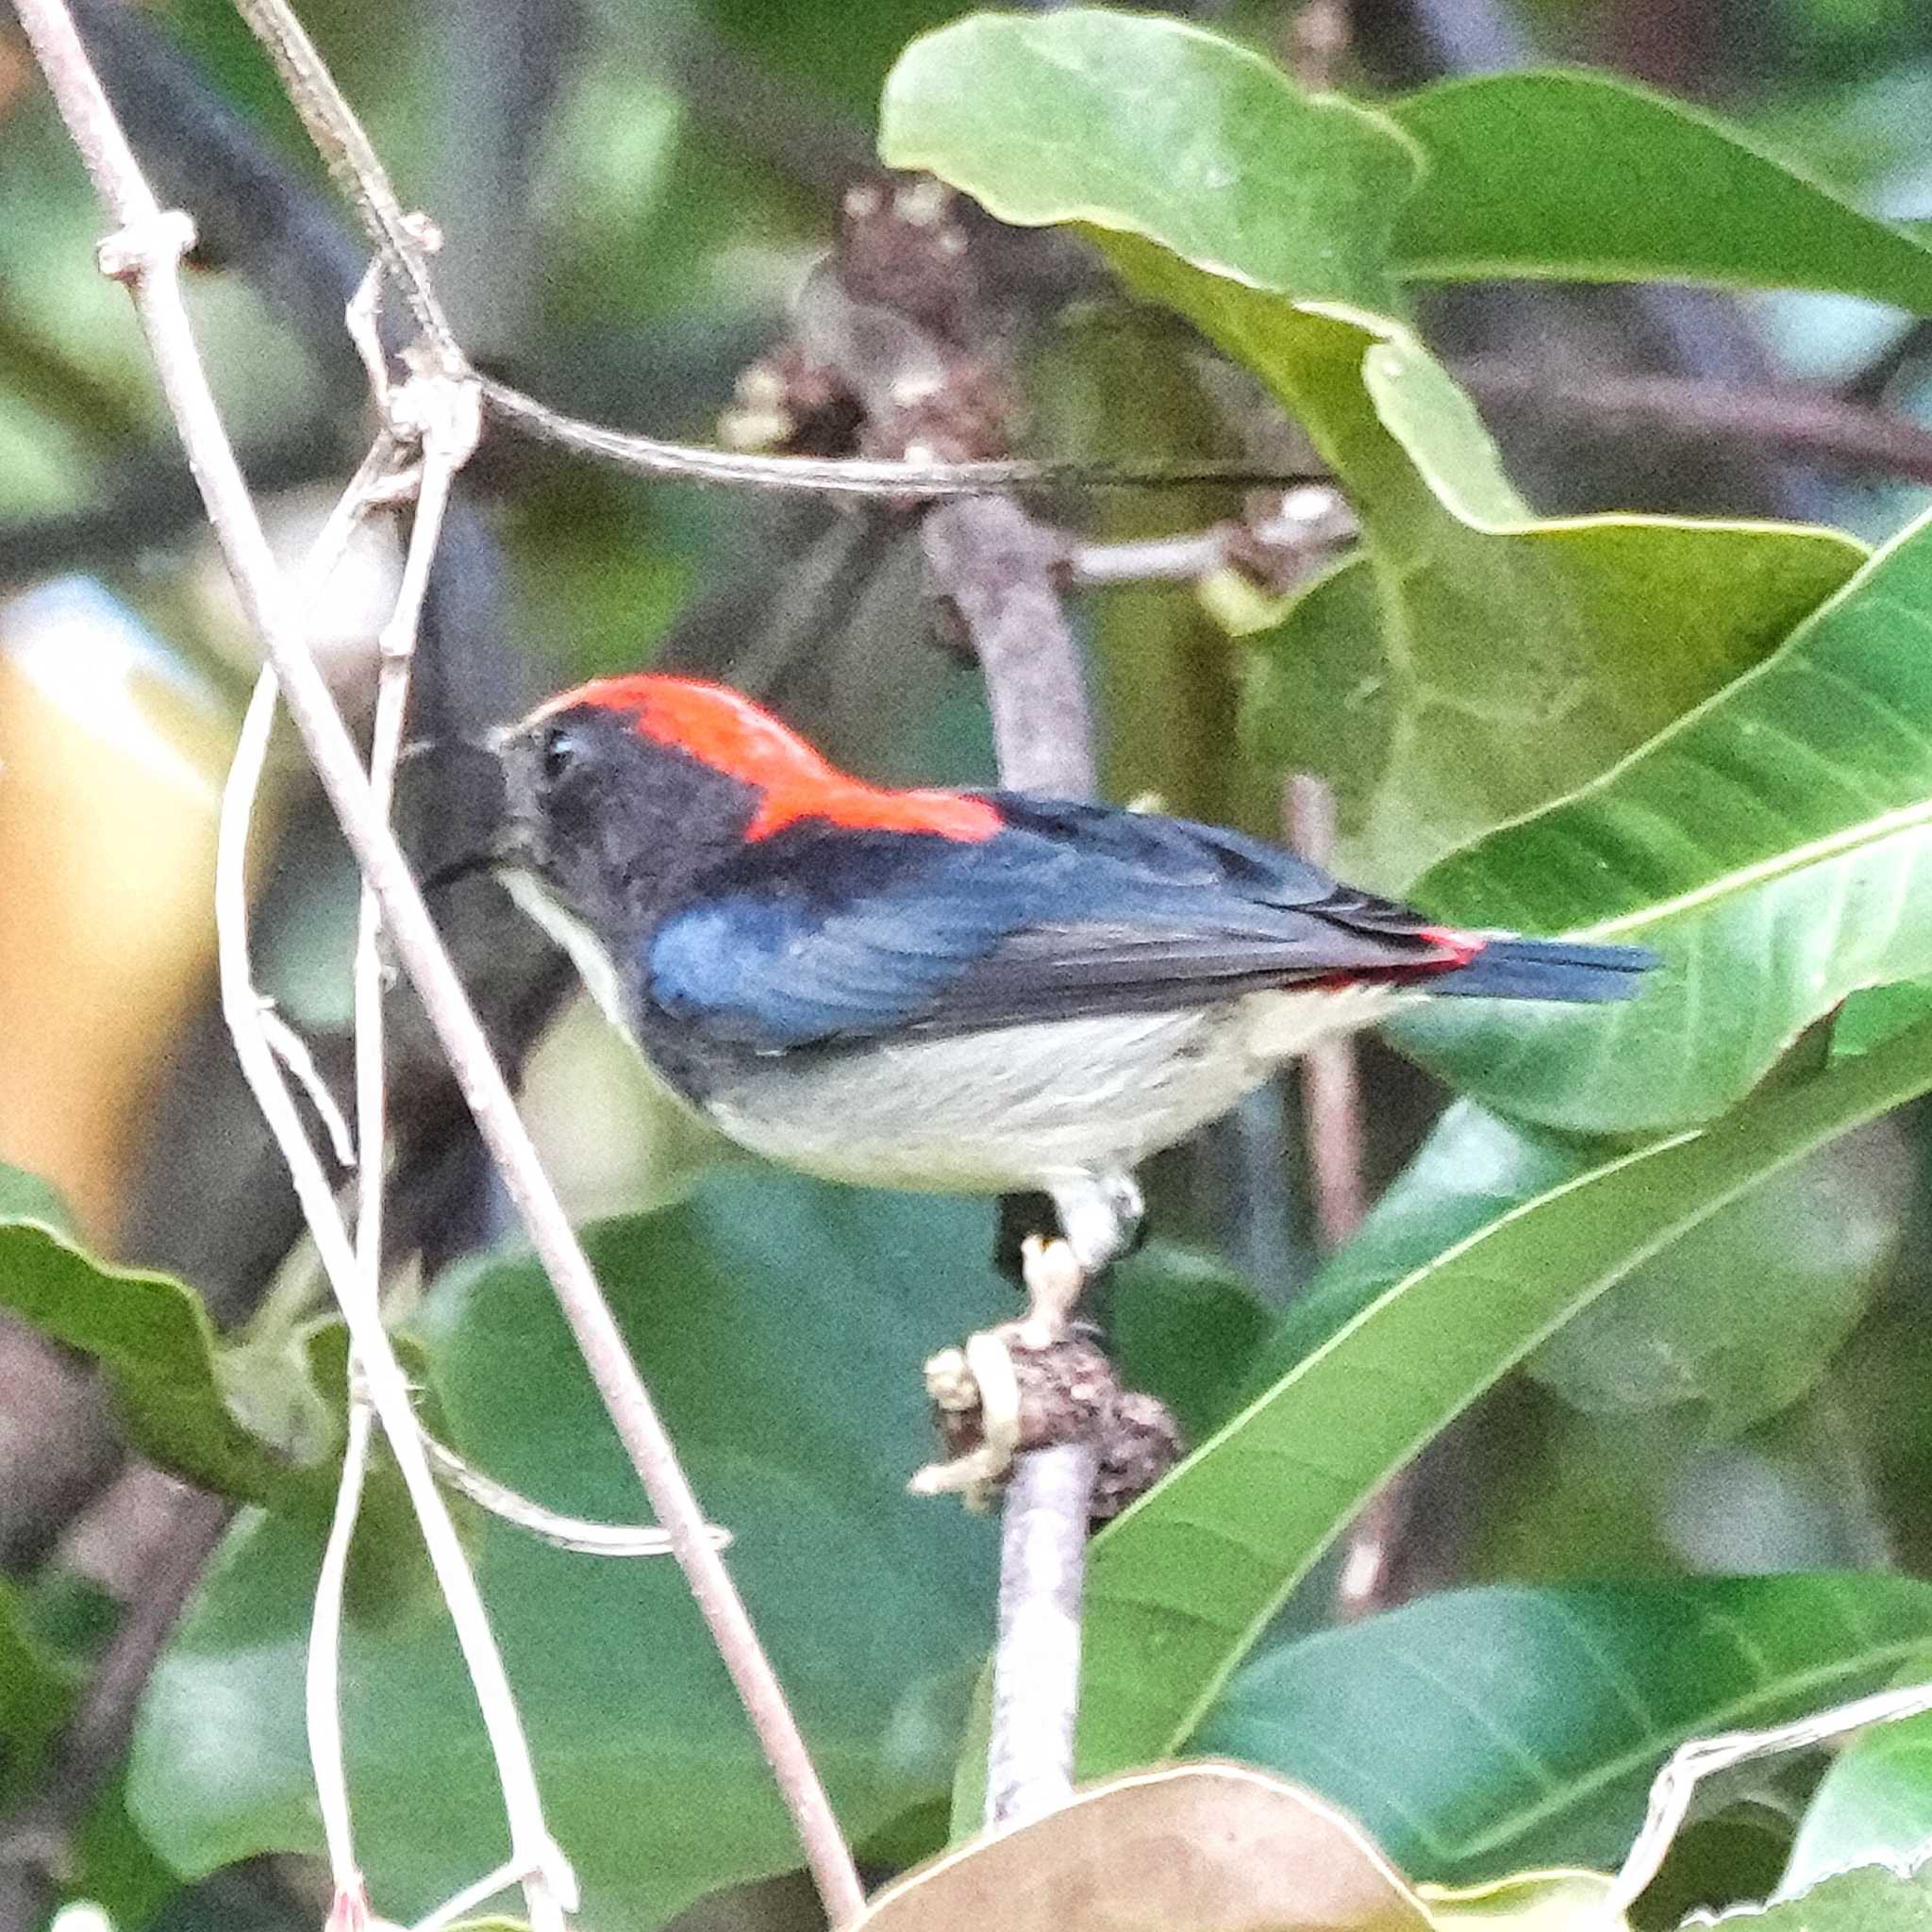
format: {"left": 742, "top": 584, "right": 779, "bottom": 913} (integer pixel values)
{"left": 131, "top": 1175, "right": 1007, "bottom": 1932}
{"left": 1194, "top": 1578, "right": 1932, "bottom": 1885}
{"left": 0, "top": 1208, "right": 331, "bottom": 1513}
{"left": 880, "top": 8, "right": 1419, "bottom": 317}
{"left": 1394, "top": 505, "right": 1932, "bottom": 1133}
{"left": 881, "top": 10, "right": 1865, "bottom": 891}
{"left": 1387, "top": 70, "right": 1932, "bottom": 309}
{"left": 1784, "top": 1684, "right": 1932, "bottom": 1896}
{"left": 1744, "top": 1862, "right": 1932, "bottom": 1930}
{"left": 1074, "top": 1012, "right": 1932, "bottom": 1775}
{"left": 1243, "top": 1099, "right": 1903, "bottom": 1449}
{"left": 1239, "top": 494, "right": 1858, "bottom": 890}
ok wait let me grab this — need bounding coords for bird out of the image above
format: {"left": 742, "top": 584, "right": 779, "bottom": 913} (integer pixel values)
{"left": 488, "top": 673, "right": 1656, "bottom": 1289}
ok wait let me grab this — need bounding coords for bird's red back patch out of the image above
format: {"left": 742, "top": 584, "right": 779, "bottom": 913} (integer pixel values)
{"left": 553, "top": 675, "right": 1002, "bottom": 842}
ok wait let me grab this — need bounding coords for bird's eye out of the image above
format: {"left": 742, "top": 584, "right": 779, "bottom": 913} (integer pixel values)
{"left": 541, "top": 724, "right": 578, "bottom": 786}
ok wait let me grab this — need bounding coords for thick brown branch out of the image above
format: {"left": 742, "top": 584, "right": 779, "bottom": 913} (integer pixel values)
{"left": 924, "top": 499, "right": 1097, "bottom": 798}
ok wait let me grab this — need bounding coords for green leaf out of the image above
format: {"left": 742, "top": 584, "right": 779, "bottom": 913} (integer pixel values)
{"left": 1111, "top": 1242, "right": 1272, "bottom": 1443}
{"left": 881, "top": 8, "right": 1420, "bottom": 318}
{"left": 1194, "top": 1578, "right": 1932, "bottom": 1885}
{"left": 1240, "top": 1098, "right": 1904, "bottom": 1449}
{"left": 1242, "top": 504, "right": 1860, "bottom": 890}
{"left": 1784, "top": 1689, "right": 1932, "bottom": 1895}
{"left": 0, "top": 1215, "right": 332, "bottom": 1513}
{"left": 1740, "top": 1861, "right": 1932, "bottom": 1929}
{"left": 1074, "top": 1013, "right": 1932, "bottom": 1775}
{"left": 1387, "top": 70, "right": 1932, "bottom": 309}
{"left": 132, "top": 1175, "right": 1008, "bottom": 1932}
{"left": 881, "top": 10, "right": 1865, "bottom": 891}
{"left": 1524, "top": 1121, "right": 1907, "bottom": 1441}
{"left": 1394, "top": 503, "right": 1932, "bottom": 1133}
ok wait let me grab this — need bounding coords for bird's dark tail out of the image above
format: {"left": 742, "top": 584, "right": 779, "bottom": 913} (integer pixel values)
{"left": 1430, "top": 935, "right": 1658, "bottom": 1003}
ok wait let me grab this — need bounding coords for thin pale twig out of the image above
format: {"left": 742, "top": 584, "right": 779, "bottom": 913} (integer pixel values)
{"left": 308, "top": 1395, "right": 374, "bottom": 1892}
{"left": 411, "top": 1857, "right": 534, "bottom": 1932}
{"left": 221, "top": 667, "right": 574, "bottom": 1932}
{"left": 484, "top": 377, "right": 1322, "bottom": 500}
{"left": 421, "top": 1432, "right": 732, "bottom": 1559}
{"left": 1608, "top": 1676, "right": 1932, "bottom": 1917}
{"left": 329, "top": 289, "right": 484, "bottom": 1912}
{"left": 230, "top": 0, "right": 456, "bottom": 358}
{"left": 259, "top": 1001, "right": 357, "bottom": 1169}
{"left": 1063, "top": 527, "right": 1232, "bottom": 586}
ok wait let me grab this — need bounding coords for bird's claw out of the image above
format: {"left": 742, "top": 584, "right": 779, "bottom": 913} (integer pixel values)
{"left": 908, "top": 1331, "right": 1024, "bottom": 1508}
{"left": 908, "top": 1237, "right": 1090, "bottom": 1504}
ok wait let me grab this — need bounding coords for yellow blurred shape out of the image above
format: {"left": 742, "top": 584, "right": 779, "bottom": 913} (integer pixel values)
{"left": 0, "top": 579, "right": 232, "bottom": 1236}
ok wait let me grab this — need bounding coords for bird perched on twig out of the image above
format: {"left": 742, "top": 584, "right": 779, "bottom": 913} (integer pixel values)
{"left": 486, "top": 675, "right": 1655, "bottom": 1298}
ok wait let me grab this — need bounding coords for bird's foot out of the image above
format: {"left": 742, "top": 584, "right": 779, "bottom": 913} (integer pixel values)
{"left": 908, "top": 1314, "right": 1184, "bottom": 1515}
{"left": 908, "top": 1329, "right": 1025, "bottom": 1509}
{"left": 910, "top": 1225, "right": 1183, "bottom": 1508}
{"left": 912, "top": 1237, "right": 1081, "bottom": 1502}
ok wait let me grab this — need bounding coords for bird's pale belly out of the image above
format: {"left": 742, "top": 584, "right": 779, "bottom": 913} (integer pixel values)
{"left": 700, "top": 982, "right": 1405, "bottom": 1192}
{"left": 498, "top": 865, "right": 1408, "bottom": 1189}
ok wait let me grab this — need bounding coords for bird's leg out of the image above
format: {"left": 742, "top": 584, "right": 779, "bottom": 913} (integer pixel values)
{"left": 994, "top": 1189, "right": 1058, "bottom": 1287}
{"left": 1010, "top": 1233, "right": 1086, "bottom": 1351}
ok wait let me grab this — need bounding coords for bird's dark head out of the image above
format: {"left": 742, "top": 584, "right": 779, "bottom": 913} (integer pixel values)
{"left": 493, "top": 675, "right": 771, "bottom": 941}
{"left": 494, "top": 674, "right": 1001, "bottom": 943}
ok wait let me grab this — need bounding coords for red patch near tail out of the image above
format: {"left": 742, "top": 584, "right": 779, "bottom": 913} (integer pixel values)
{"left": 550, "top": 674, "right": 1002, "bottom": 842}
{"left": 1314, "top": 927, "right": 1486, "bottom": 991}
{"left": 1419, "top": 925, "right": 1484, "bottom": 969}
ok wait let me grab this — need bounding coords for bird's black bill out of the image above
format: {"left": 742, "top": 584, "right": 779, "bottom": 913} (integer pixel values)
{"left": 394, "top": 731, "right": 511, "bottom": 897}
